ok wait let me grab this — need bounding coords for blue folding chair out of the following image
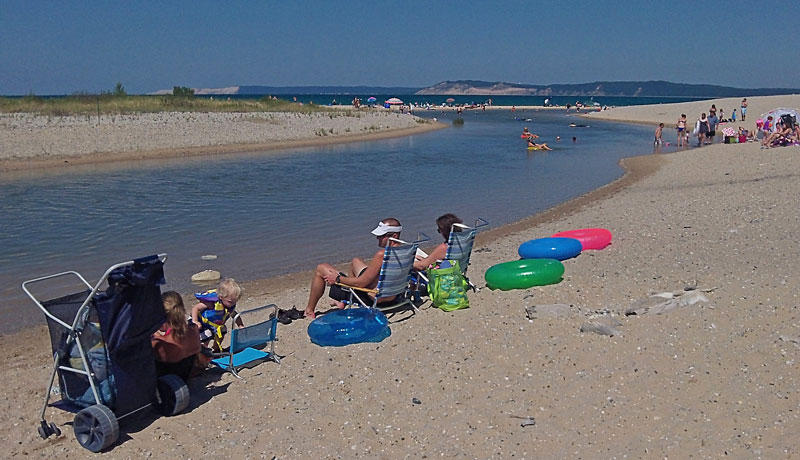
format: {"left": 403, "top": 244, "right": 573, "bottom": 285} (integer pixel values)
{"left": 445, "top": 218, "right": 488, "bottom": 290}
{"left": 335, "top": 236, "right": 427, "bottom": 316}
{"left": 211, "top": 304, "right": 280, "bottom": 379}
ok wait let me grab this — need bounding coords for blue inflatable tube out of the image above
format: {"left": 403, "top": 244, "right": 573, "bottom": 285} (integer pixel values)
{"left": 518, "top": 237, "right": 582, "bottom": 261}
{"left": 307, "top": 308, "right": 391, "bottom": 347}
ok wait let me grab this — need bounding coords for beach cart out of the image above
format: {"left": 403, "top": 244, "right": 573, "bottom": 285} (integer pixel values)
{"left": 23, "top": 254, "right": 190, "bottom": 452}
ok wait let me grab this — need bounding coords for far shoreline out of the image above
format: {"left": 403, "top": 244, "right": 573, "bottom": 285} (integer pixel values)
{"left": 0, "top": 119, "right": 448, "bottom": 174}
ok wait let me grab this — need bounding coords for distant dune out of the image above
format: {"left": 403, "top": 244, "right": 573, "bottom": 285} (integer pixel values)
{"left": 416, "top": 80, "right": 800, "bottom": 97}
{"left": 148, "top": 80, "right": 800, "bottom": 98}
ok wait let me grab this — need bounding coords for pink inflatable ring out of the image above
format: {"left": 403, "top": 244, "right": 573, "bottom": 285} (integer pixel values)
{"left": 551, "top": 228, "right": 612, "bottom": 250}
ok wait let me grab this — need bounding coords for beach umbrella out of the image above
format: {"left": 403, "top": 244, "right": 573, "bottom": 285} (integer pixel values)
{"left": 367, "top": 96, "right": 377, "bottom": 103}
{"left": 445, "top": 97, "right": 455, "bottom": 104}
{"left": 760, "top": 107, "right": 799, "bottom": 121}
{"left": 385, "top": 97, "right": 403, "bottom": 105}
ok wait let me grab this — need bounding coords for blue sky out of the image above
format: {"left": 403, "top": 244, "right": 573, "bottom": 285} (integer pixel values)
{"left": 1, "top": 0, "right": 798, "bottom": 95}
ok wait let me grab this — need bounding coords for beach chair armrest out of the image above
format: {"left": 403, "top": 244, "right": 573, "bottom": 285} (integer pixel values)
{"left": 335, "top": 283, "right": 379, "bottom": 295}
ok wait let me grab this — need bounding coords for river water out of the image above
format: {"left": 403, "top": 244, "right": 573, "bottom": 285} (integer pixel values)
{"left": 2, "top": 108, "right": 668, "bottom": 328}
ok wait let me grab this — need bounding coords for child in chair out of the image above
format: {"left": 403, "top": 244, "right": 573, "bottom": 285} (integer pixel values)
{"left": 191, "top": 278, "right": 244, "bottom": 352}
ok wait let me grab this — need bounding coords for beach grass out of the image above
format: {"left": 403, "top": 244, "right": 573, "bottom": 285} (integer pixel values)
{"left": 0, "top": 94, "right": 335, "bottom": 116}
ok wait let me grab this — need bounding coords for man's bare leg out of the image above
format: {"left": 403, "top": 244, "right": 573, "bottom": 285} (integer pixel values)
{"left": 305, "top": 263, "right": 338, "bottom": 319}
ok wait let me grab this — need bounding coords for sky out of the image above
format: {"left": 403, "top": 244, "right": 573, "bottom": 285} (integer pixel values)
{"left": 1, "top": 0, "right": 799, "bottom": 95}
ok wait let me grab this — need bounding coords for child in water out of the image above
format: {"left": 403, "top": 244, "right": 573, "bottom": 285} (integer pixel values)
{"left": 654, "top": 123, "right": 664, "bottom": 150}
{"left": 192, "top": 278, "right": 244, "bottom": 352}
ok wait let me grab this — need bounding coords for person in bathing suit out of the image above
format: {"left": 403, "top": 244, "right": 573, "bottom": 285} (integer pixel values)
{"left": 304, "top": 218, "right": 404, "bottom": 319}
{"left": 676, "top": 114, "right": 687, "bottom": 147}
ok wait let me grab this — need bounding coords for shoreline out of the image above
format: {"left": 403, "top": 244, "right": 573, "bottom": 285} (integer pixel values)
{"left": 228, "top": 151, "right": 667, "bottom": 306}
{"left": 0, "top": 111, "right": 447, "bottom": 173}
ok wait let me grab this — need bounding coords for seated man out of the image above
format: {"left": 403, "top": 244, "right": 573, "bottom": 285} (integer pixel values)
{"left": 304, "top": 218, "right": 403, "bottom": 319}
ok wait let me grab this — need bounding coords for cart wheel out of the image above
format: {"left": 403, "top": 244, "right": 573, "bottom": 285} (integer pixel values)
{"left": 73, "top": 405, "right": 119, "bottom": 452}
{"left": 49, "top": 422, "right": 62, "bottom": 437}
{"left": 155, "top": 374, "right": 189, "bottom": 416}
{"left": 38, "top": 424, "right": 48, "bottom": 439}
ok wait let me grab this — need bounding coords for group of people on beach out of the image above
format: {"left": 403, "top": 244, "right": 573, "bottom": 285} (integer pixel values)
{"left": 304, "top": 214, "right": 462, "bottom": 318}
{"left": 652, "top": 98, "right": 792, "bottom": 151}
{"left": 759, "top": 113, "right": 800, "bottom": 148}
{"left": 150, "top": 214, "right": 467, "bottom": 379}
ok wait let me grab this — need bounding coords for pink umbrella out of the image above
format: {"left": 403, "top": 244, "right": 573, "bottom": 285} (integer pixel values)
{"left": 385, "top": 97, "right": 403, "bottom": 105}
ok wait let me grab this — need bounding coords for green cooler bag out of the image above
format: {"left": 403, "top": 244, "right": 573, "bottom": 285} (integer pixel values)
{"left": 428, "top": 260, "right": 469, "bottom": 311}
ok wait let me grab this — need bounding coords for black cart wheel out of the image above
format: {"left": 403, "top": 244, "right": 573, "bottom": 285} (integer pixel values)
{"left": 50, "top": 422, "right": 61, "bottom": 437}
{"left": 73, "top": 405, "right": 119, "bottom": 452}
{"left": 155, "top": 374, "right": 189, "bottom": 416}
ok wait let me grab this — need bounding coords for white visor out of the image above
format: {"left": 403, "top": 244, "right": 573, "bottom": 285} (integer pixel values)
{"left": 371, "top": 222, "right": 402, "bottom": 236}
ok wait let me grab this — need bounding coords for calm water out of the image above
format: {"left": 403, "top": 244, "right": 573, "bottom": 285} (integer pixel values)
{"left": 2, "top": 109, "right": 666, "bottom": 328}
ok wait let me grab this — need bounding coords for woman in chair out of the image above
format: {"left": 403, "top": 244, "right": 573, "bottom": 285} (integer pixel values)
{"left": 414, "top": 213, "right": 463, "bottom": 271}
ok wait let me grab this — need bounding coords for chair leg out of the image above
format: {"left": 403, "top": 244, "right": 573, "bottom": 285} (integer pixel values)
{"left": 229, "top": 367, "right": 244, "bottom": 380}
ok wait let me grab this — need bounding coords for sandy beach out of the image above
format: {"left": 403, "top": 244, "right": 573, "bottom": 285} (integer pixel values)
{"left": 0, "top": 110, "right": 444, "bottom": 172}
{"left": 585, "top": 94, "right": 800, "bottom": 127}
{"left": 2, "top": 96, "right": 799, "bottom": 458}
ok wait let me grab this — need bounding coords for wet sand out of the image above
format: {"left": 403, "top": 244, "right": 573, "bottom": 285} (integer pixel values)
{"left": 2, "top": 97, "right": 799, "bottom": 458}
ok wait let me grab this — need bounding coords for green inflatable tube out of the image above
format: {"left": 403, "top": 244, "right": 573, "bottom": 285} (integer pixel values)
{"left": 484, "top": 259, "right": 565, "bottom": 290}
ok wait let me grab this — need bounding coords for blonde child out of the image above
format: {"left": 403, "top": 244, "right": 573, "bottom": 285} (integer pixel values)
{"left": 191, "top": 278, "right": 244, "bottom": 352}
{"left": 152, "top": 291, "right": 203, "bottom": 381}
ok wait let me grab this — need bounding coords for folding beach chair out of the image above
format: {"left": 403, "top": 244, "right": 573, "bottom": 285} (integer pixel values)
{"left": 445, "top": 218, "right": 488, "bottom": 290}
{"left": 334, "top": 235, "right": 427, "bottom": 316}
{"left": 211, "top": 304, "right": 281, "bottom": 379}
{"left": 416, "top": 218, "right": 488, "bottom": 292}
{"left": 22, "top": 254, "right": 190, "bottom": 453}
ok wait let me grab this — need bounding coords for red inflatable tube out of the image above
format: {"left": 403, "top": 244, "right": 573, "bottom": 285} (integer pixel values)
{"left": 551, "top": 228, "right": 612, "bottom": 250}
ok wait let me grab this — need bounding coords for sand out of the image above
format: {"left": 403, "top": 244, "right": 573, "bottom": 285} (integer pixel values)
{"left": 584, "top": 94, "right": 800, "bottom": 128}
{"left": 0, "top": 110, "right": 445, "bottom": 172}
{"left": 2, "top": 96, "right": 799, "bottom": 458}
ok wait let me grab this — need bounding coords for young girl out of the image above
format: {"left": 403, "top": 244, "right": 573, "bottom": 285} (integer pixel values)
{"left": 152, "top": 291, "right": 203, "bottom": 381}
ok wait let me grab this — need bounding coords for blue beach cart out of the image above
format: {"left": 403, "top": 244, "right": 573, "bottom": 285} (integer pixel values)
{"left": 22, "top": 254, "right": 189, "bottom": 452}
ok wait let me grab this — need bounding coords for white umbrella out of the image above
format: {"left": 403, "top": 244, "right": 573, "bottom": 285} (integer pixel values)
{"left": 759, "top": 107, "right": 799, "bottom": 122}
{"left": 385, "top": 97, "right": 403, "bottom": 105}
{"left": 759, "top": 108, "right": 799, "bottom": 131}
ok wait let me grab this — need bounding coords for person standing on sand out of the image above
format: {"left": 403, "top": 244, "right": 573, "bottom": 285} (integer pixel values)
{"left": 707, "top": 112, "right": 719, "bottom": 144}
{"left": 303, "top": 218, "right": 403, "bottom": 319}
{"left": 676, "top": 114, "right": 687, "bottom": 147}
{"left": 741, "top": 98, "right": 748, "bottom": 121}
{"left": 696, "top": 113, "right": 710, "bottom": 147}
